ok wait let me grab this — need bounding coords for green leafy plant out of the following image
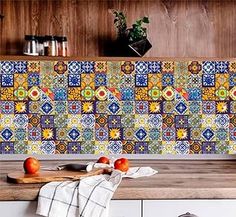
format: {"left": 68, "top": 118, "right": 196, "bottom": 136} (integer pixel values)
{"left": 129, "top": 16, "right": 149, "bottom": 42}
{"left": 111, "top": 10, "right": 127, "bottom": 38}
{"left": 111, "top": 10, "right": 149, "bottom": 43}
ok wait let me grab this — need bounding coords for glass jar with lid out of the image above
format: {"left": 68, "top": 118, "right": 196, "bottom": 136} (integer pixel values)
{"left": 56, "top": 36, "right": 69, "bottom": 57}
{"left": 23, "top": 35, "right": 38, "bottom": 56}
{"left": 36, "top": 36, "right": 45, "bottom": 56}
{"left": 44, "top": 35, "right": 58, "bottom": 56}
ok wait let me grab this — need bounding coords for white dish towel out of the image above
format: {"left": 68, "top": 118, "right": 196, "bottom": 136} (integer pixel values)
{"left": 36, "top": 167, "right": 157, "bottom": 217}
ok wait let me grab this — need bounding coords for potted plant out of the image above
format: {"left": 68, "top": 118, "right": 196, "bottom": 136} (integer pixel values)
{"left": 111, "top": 10, "right": 152, "bottom": 57}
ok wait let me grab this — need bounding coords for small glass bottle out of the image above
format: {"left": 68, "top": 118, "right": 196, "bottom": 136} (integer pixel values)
{"left": 44, "top": 35, "right": 57, "bottom": 56}
{"left": 36, "top": 36, "right": 45, "bottom": 56}
{"left": 23, "top": 35, "right": 38, "bottom": 56}
{"left": 57, "top": 36, "right": 68, "bottom": 57}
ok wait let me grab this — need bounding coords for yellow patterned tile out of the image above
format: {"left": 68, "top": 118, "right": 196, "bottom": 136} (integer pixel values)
{"left": 68, "top": 87, "right": 81, "bottom": 100}
{"left": 0, "top": 87, "right": 14, "bottom": 100}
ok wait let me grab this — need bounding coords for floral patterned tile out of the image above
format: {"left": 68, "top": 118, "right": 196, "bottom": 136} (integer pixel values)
{"left": 0, "top": 60, "right": 236, "bottom": 154}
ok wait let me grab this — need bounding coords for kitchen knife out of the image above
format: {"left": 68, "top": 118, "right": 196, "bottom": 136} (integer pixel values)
{"left": 41, "top": 163, "right": 93, "bottom": 172}
{"left": 57, "top": 163, "right": 93, "bottom": 172}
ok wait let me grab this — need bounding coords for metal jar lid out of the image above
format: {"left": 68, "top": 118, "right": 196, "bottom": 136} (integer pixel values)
{"left": 178, "top": 212, "right": 198, "bottom": 217}
{"left": 55, "top": 36, "right": 67, "bottom": 42}
{"left": 25, "top": 35, "right": 37, "bottom": 40}
{"left": 36, "top": 36, "right": 45, "bottom": 43}
{"left": 45, "top": 35, "right": 56, "bottom": 41}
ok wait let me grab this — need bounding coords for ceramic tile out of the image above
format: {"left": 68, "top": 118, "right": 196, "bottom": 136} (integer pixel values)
{"left": 1, "top": 60, "right": 236, "bottom": 154}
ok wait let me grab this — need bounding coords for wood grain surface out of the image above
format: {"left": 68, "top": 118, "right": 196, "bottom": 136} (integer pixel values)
{"left": 0, "top": 0, "right": 236, "bottom": 57}
{"left": 1, "top": 160, "right": 236, "bottom": 200}
{"left": 7, "top": 168, "right": 106, "bottom": 184}
{"left": 0, "top": 55, "right": 236, "bottom": 61}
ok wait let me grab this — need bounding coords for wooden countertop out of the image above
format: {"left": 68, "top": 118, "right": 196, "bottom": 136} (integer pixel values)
{"left": 1, "top": 160, "right": 236, "bottom": 200}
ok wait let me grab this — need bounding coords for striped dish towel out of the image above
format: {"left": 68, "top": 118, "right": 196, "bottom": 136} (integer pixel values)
{"left": 36, "top": 167, "right": 157, "bottom": 217}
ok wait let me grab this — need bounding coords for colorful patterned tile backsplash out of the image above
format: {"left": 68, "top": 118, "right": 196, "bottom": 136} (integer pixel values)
{"left": 0, "top": 60, "right": 236, "bottom": 155}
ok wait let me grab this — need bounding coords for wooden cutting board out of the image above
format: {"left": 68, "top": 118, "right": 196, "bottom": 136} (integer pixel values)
{"left": 7, "top": 168, "right": 108, "bottom": 184}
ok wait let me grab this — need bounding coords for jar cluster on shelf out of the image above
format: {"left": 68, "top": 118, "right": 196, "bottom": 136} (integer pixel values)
{"left": 23, "top": 35, "right": 69, "bottom": 57}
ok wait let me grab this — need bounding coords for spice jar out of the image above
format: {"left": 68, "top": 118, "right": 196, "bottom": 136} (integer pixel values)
{"left": 44, "top": 35, "right": 57, "bottom": 56}
{"left": 23, "top": 35, "right": 38, "bottom": 56}
{"left": 36, "top": 36, "right": 45, "bottom": 56}
{"left": 56, "top": 36, "right": 69, "bottom": 57}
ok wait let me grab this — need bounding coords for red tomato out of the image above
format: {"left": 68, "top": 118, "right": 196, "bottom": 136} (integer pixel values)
{"left": 97, "top": 156, "right": 110, "bottom": 164}
{"left": 23, "top": 157, "right": 40, "bottom": 174}
{"left": 114, "top": 158, "right": 129, "bottom": 172}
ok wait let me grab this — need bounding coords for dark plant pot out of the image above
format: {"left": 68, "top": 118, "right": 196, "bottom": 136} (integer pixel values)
{"left": 114, "top": 38, "right": 152, "bottom": 57}
{"left": 128, "top": 38, "right": 152, "bottom": 57}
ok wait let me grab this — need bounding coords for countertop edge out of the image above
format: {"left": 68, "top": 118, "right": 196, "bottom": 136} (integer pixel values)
{"left": 2, "top": 187, "right": 236, "bottom": 201}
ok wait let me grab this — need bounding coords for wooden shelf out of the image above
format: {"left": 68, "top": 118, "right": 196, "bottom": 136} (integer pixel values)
{"left": 0, "top": 55, "right": 236, "bottom": 61}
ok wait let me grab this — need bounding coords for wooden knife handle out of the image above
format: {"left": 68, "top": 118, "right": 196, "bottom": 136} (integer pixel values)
{"left": 57, "top": 164, "right": 88, "bottom": 171}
